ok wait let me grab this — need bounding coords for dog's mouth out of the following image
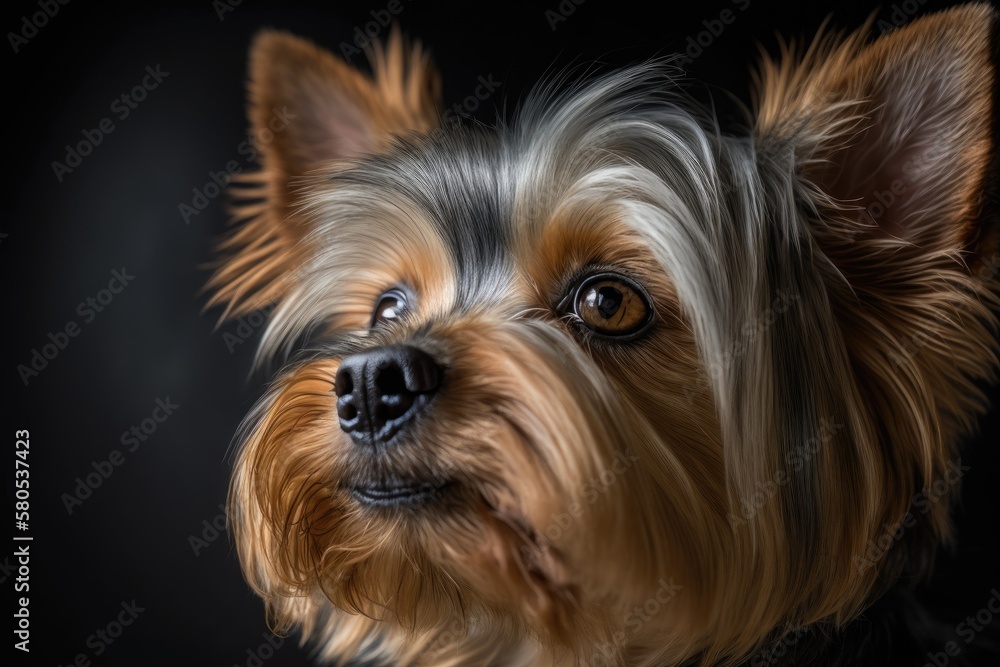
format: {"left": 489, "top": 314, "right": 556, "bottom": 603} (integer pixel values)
{"left": 350, "top": 479, "right": 454, "bottom": 506}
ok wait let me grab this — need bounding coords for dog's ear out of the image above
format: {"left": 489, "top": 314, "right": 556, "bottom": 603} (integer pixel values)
{"left": 755, "top": 3, "right": 997, "bottom": 263}
{"left": 743, "top": 7, "right": 997, "bottom": 614}
{"left": 207, "top": 30, "right": 441, "bottom": 319}
{"left": 248, "top": 29, "right": 440, "bottom": 205}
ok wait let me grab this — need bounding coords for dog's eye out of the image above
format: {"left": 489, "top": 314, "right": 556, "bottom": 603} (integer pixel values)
{"left": 566, "top": 273, "right": 654, "bottom": 339}
{"left": 371, "top": 289, "right": 409, "bottom": 328}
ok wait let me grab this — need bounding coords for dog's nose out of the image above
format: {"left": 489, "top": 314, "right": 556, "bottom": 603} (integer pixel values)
{"left": 334, "top": 345, "right": 442, "bottom": 445}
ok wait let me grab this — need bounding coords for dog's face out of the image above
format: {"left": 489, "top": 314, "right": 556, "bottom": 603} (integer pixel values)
{"left": 210, "top": 6, "right": 998, "bottom": 665}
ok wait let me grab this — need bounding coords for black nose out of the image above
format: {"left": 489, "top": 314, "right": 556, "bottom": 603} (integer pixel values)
{"left": 334, "top": 345, "right": 442, "bottom": 445}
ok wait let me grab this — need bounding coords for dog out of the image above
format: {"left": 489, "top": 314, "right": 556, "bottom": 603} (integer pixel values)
{"left": 208, "top": 4, "right": 999, "bottom": 665}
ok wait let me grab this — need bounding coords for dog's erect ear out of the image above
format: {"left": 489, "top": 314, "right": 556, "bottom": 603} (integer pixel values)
{"left": 206, "top": 30, "right": 441, "bottom": 319}
{"left": 755, "top": 3, "right": 997, "bottom": 260}
{"left": 248, "top": 29, "right": 440, "bottom": 204}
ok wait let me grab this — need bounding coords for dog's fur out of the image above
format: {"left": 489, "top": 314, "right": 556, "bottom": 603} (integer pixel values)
{"left": 209, "top": 4, "right": 1000, "bottom": 665}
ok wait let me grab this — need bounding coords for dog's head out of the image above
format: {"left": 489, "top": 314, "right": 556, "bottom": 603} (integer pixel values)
{"left": 210, "top": 6, "right": 998, "bottom": 664}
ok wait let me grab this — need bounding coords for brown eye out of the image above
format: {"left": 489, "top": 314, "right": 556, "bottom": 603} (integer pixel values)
{"left": 568, "top": 273, "right": 654, "bottom": 339}
{"left": 371, "top": 289, "right": 409, "bottom": 328}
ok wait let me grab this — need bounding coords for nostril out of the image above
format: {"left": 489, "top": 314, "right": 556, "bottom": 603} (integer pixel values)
{"left": 337, "top": 399, "right": 357, "bottom": 422}
{"left": 334, "top": 368, "right": 354, "bottom": 397}
{"left": 376, "top": 364, "right": 407, "bottom": 396}
{"left": 405, "top": 349, "right": 442, "bottom": 393}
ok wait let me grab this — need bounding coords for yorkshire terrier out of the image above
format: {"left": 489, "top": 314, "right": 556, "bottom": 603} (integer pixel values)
{"left": 208, "top": 4, "right": 999, "bottom": 665}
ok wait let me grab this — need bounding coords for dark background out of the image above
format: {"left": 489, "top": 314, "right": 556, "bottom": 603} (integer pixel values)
{"left": 3, "top": 0, "right": 999, "bottom": 665}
